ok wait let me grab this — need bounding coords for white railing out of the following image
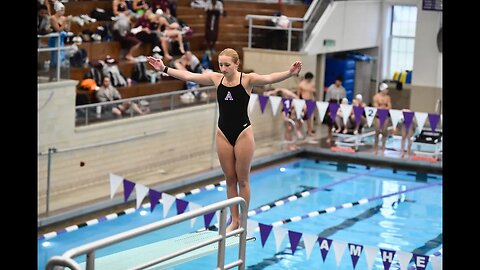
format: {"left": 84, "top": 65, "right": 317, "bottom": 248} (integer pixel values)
{"left": 75, "top": 86, "right": 217, "bottom": 126}
{"left": 46, "top": 197, "right": 249, "bottom": 270}
{"left": 245, "top": 0, "right": 331, "bottom": 51}
{"left": 38, "top": 31, "right": 74, "bottom": 82}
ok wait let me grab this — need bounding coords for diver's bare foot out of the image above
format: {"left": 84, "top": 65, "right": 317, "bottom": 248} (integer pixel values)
{"left": 226, "top": 221, "right": 239, "bottom": 234}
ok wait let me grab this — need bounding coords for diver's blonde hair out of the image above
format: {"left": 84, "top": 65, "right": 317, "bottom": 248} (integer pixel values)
{"left": 219, "top": 48, "right": 240, "bottom": 64}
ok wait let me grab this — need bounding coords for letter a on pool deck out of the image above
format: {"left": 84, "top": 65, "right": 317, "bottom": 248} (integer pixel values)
{"left": 79, "top": 230, "right": 255, "bottom": 269}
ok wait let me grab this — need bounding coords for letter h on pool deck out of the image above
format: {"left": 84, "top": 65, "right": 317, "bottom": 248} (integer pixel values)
{"left": 45, "top": 197, "right": 255, "bottom": 270}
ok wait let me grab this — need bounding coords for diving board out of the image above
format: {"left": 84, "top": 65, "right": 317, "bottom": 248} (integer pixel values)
{"left": 79, "top": 230, "right": 256, "bottom": 270}
{"left": 46, "top": 197, "right": 252, "bottom": 270}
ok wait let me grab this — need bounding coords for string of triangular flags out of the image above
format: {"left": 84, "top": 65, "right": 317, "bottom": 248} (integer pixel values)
{"left": 248, "top": 94, "right": 442, "bottom": 132}
{"left": 109, "top": 173, "right": 219, "bottom": 229}
{"left": 246, "top": 219, "right": 441, "bottom": 270}
{"left": 110, "top": 174, "right": 442, "bottom": 270}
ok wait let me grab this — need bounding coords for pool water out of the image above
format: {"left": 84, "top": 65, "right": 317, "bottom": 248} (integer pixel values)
{"left": 38, "top": 159, "right": 442, "bottom": 270}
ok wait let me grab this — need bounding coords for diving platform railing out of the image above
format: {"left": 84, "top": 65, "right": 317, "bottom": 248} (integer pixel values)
{"left": 46, "top": 197, "right": 250, "bottom": 270}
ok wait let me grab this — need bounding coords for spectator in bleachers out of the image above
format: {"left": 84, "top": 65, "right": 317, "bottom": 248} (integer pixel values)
{"left": 173, "top": 51, "right": 210, "bottom": 100}
{"left": 152, "top": 9, "right": 186, "bottom": 60}
{"left": 151, "top": 0, "right": 171, "bottom": 14}
{"left": 48, "top": 1, "right": 71, "bottom": 81}
{"left": 113, "top": 0, "right": 135, "bottom": 17}
{"left": 40, "top": 0, "right": 52, "bottom": 16}
{"left": 96, "top": 76, "right": 146, "bottom": 117}
{"left": 204, "top": 0, "right": 223, "bottom": 53}
{"left": 38, "top": 4, "right": 51, "bottom": 36}
{"left": 172, "top": 51, "right": 203, "bottom": 73}
{"left": 102, "top": 55, "right": 131, "bottom": 87}
{"left": 112, "top": 4, "right": 142, "bottom": 61}
{"left": 160, "top": 5, "right": 178, "bottom": 25}
{"left": 133, "top": 0, "right": 149, "bottom": 15}
{"left": 133, "top": 9, "right": 163, "bottom": 58}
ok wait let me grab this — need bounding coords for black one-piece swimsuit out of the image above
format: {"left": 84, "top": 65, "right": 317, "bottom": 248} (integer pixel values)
{"left": 216, "top": 73, "right": 251, "bottom": 146}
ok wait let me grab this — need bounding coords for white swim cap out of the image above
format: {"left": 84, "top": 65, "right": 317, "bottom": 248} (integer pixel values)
{"left": 355, "top": 94, "right": 363, "bottom": 101}
{"left": 54, "top": 1, "right": 65, "bottom": 12}
{"left": 379, "top": 82, "right": 388, "bottom": 91}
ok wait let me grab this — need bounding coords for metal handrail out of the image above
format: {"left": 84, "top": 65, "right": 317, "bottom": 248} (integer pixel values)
{"left": 245, "top": 15, "right": 304, "bottom": 51}
{"left": 435, "top": 98, "right": 442, "bottom": 114}
{"left": 76, "top": 86, "right": 215, "bottom": 111}
{"left": 46, "top": 197, "right": 248, "bottom": 270}
{"left": 245, "top": 0, "right": 332, "bottom": 51}
{"left": 75, "top": 85, "right": 216, "bottom": 126}
{"left": 37, "top": 31, "right": 74, "bottom": 82}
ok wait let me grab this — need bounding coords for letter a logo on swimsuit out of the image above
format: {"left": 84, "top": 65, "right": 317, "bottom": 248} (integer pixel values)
{"left": 225, "top": 91, "right": 234, "bottom": 101}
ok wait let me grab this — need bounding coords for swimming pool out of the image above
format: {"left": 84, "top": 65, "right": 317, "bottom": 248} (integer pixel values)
{"left": 38, "top": 158, "right": 442, "bottom": 269}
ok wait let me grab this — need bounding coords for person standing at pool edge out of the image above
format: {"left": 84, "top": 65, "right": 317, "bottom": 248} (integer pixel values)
{"left": 147, "top": 49, "right": 302, "bottom": 233}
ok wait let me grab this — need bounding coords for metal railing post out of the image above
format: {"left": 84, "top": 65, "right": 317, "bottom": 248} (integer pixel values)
{"left": 435, "top": 98, "right": 442, "bottom": 115}
{"left": 237, "top": 197, "right": 248, "bottom": 270}
{"left": 248, "top": 18, "right": 252, "bottom": 48}
{"left": 302, "top": 23, "right": 306, "bottom": 49}
{"left": 216, "top": 207, "right": 227, "bottom": 269}
{"left": 287, "top": 21, "right": 292, "bottom": 51}
{"left": 57, "top": 35, "right": 61, "bottom": 81}
{"left": 85, "top": 107, "right": 89, "bottom": 126}
{"left": 46, "top": 147, "right": 56, "bottom": 215}
{"left": 86, "top": 251, "right": 95, "bottom": 270}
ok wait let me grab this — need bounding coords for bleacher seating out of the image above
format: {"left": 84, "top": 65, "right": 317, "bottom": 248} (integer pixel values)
{"left": 63, "top": 0, "right": 112, "bottom": 17}
{"left": 63, "top": 0, "right": 308, "bottom": 101}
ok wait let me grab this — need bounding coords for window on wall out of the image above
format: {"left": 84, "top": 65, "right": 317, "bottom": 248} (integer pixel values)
{"left": 389, "top": 5, "right": 417, "bottom": 78}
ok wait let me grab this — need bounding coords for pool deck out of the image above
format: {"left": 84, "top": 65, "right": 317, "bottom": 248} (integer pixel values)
{"left": 38, "top": 128, "right": 442, "bottom": 234}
